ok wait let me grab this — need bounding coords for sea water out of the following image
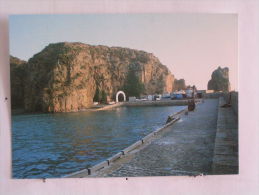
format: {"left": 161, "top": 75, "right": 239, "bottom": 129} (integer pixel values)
{"left": 12, "top": 105, "right": 185, "bottom": 178}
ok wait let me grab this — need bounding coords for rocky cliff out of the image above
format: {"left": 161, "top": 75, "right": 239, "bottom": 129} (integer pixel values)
{"left": 10, "top": 56, "right": 26, "bottom": 109}
{"left": 207, "top": 67, "right": 230, "bottom": 92}
{"left": 13, "top": 42, "right": 175, "bottom": 112}
{"left": 173, "top": 79, "right": 186, "bottom": 91}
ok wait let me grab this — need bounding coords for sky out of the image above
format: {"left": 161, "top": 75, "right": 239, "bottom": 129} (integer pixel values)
{"left": 9, "top": 14, "right": 238, "bottom": 90}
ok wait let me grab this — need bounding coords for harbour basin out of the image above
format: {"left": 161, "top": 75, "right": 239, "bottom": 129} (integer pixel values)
{"left": 12, "top": 105, "right": 185, "bottom": 178}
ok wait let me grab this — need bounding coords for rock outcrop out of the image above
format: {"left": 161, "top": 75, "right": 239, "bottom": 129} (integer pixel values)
{"left": 207, "top": 67, "right": 230, "bottom": 92}
{"left": 13, "top": 42, "right": 175, "bottom": 112}
{"left": 10, "top": 56, "right": 26, "bottom": 109}
{"left": 173, "top": 79, "right": 186, "bottom": 91}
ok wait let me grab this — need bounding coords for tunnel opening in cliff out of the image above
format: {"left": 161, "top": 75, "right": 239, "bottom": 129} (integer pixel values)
{"left": 117, "top": 94, "right": 125, "bottom": 102}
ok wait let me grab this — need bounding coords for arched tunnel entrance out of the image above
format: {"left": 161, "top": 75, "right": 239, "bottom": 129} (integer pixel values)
{"left": 116, "top": 91, "right": 126, "bottom": 102}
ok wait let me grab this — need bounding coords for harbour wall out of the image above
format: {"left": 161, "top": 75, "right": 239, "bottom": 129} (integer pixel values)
{"left": 123, "top": 99, "right": 191, "bottom": 107}
{"left": 96, "top": 99, "right": 199, "bottom": 111}
{"left": 212, "top": 96, "right": 238, "bottom": 174}
{"left": 223, "top": 91, "right": 238, "bottom": 116}
{"left": 203, "top": 91, "right": 238, "bottom": 116}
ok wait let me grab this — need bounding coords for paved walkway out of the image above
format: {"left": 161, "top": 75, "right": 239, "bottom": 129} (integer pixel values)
{"left": 93, "top": 99, "right": 219, "bottom": 177}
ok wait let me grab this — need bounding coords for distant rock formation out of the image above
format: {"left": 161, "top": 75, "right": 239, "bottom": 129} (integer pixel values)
{"left": 10, "top": 56, "right": 26, "bottom": 109}
{"left": 11, "top": 42, "right": 175, "bottom": 112}
{"left": 207, "top": 66, "right": 230, "bottom": 92}
{"left": 173, "top": 79, "right": 186, "bottom": 91}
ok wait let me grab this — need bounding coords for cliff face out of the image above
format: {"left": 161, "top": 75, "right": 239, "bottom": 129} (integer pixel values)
{"left": 19, "top": 42, "right": 174, "bottom": 112}
{"left": 10, "top": 56, "right": 26, "bottom": 109}
{"left": 173, "top": 79, "right": 186, "bottom": 91}
{"left": 207, "top": 67, "right": 230, "bottom": 92}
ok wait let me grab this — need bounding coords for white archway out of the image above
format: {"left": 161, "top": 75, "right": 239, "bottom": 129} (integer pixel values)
{"left": 116, "top": 91, "right": 126, "bottom": 103}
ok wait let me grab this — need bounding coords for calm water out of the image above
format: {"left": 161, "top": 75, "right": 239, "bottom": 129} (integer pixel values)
{"left": 12, "top": 105, "right": 185, "bottom": 178}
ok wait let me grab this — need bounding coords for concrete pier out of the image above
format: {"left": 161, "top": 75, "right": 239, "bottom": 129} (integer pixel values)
{"left": 66, "top": 98, "right": 238, "bottom": 178}
{"left": 99, "top": 99, "right": 220, "bottom": 177}
{"left": 93, "top": 99, "right": 200, "bottom": 111}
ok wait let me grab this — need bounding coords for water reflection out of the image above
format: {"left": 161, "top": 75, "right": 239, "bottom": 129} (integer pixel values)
{"left": 12, "top": 105, "right": 185, "bottom": 178}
